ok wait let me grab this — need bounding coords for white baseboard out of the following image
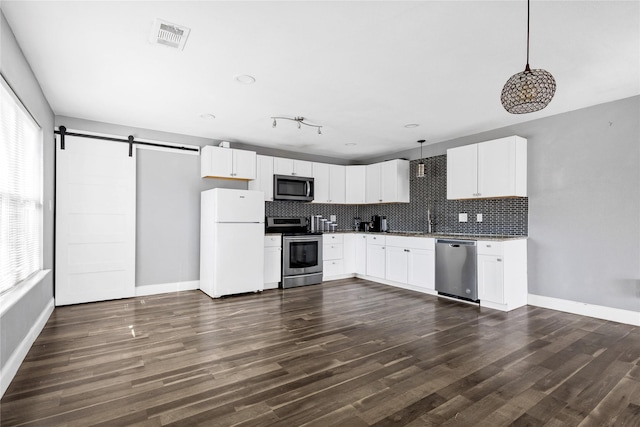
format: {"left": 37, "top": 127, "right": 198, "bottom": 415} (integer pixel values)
{"left": 135, "top": 280, "right": 199, "bottom": 297}
{"left": 528, "top": 294, "right": 640, "bottom": 326}
{"left": 323, "top": 273, "right": 355, "bottom": 282}
{"left": 1, "top": 299, "right": 54, "bottom": 398}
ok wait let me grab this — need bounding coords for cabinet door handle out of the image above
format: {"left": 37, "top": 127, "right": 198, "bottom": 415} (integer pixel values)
{"left": 497, "top": 258, "right": 502, "bottom": 262}
{"left": 486, "top": 244, "right": 492, "bottom": 248}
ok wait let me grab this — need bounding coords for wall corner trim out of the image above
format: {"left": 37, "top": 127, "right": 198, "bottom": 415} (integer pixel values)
{"left": 0, "top": 298, "right": 54, "bottom": 398}
{"left": 527, "top": 294, "right": 640, "bottom": 326}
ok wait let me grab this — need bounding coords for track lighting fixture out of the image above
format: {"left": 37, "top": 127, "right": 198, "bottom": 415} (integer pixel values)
{"left": 271, "top": 116, "right": 323, "bottom": 134}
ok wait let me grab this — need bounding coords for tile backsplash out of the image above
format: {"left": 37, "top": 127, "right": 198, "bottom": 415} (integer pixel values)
{"left": 266, "top": 155, "right": 528, "bottom": 236}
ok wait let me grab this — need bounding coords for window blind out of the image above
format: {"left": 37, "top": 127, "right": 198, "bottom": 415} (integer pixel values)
{"left": 0, "top": 76, "right": 43, "bottom": 295}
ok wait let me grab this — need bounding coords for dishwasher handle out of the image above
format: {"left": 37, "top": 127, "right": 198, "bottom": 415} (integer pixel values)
{"left": 436, "top": 239, "right": 476, "bottom": 246}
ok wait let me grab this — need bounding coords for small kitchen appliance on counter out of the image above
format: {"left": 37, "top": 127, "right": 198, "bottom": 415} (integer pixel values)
{"left": 265, "top": 217, "right": 323, "bottom": 289}
{"left": 370, "top": 215, "right": 388, "bottom": 232}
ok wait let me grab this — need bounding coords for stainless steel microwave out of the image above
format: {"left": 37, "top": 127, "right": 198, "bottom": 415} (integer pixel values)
{"left": 273, "top": 174, "right": 314, "bottom": 202}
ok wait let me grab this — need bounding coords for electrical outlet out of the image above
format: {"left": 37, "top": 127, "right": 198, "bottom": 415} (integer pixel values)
{"left": 458, "top": 213, "right": 468, "bottom": 222}
{"left": 477, "top": 213, "right": 483, "bottom": 222}
{"left": 329, "top": 215, "right": 336, "bottom": 222}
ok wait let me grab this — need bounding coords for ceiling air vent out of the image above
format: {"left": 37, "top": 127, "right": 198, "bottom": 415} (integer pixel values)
{"left": 149, "top": 19, "right": 190, "bottom": 50}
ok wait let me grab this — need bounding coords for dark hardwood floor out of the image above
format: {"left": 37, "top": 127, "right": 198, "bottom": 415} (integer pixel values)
{"left": 1, "top": 278, "right": 639, "bottom": 426}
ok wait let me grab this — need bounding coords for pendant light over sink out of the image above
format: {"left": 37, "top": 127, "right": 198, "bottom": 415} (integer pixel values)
{"left": 501, "top": 0, "right": 556, "bottom": 114}
{"left": 416, "top": 140, "right": 426, "bottom": 178}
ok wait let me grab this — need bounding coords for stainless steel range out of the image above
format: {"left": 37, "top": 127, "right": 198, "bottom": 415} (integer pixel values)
{"left": 265, "top": 217, "right": 323, "bottom": 289}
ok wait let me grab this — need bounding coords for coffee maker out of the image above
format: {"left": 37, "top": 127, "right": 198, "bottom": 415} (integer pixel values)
{"left": 371, "top": 215, "right": 388, "bottom": 232}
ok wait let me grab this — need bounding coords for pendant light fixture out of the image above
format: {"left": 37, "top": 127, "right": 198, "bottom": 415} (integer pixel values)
{"left": 501, "top": 0, "right": 556, "bottom": 114}
{"left": 416, "top": 140, "right": 426, "bottom": 178}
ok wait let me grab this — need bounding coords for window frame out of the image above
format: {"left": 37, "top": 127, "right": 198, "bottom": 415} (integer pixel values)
{"left": 0, "top": 74, "right": 45, "bottom": 298}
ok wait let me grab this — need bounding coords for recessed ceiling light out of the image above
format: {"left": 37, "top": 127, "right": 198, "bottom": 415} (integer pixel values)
{"left": 199, "top": 113, "right": 216, "bottom": 120}
{"left": 404, "top": 123, "right": 420, "bottom": 128}
{"left": 235, "top": 74, "right": 256, "bottom": 84}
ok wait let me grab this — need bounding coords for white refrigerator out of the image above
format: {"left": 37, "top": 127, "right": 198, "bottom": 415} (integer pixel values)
{"left": 200, "top": 188, "right": 265, "bottom": 298}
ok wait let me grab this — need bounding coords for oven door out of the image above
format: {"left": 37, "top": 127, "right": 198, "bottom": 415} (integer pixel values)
{"left": 282, "top": 235, "right": 323, "bottom": 276}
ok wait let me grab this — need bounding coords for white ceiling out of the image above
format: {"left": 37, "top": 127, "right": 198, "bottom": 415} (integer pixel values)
{"left": 2, "top": 1, "right": 638, "bottom": 161}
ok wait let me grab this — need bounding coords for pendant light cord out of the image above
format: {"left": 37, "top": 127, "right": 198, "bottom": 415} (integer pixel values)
{"left": 525, "top": 0, "right": 531, "bottom": 72}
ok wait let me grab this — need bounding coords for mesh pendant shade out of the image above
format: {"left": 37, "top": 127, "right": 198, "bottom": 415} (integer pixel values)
{"left": 501, "top": 0, "right": 556, "bottom": 114}
{"left": 501, "top": 66, "right": 556, "bottom": 114}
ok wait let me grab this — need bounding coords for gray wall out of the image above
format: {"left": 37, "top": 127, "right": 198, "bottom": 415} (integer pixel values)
{"left": 372, "top": 96, "right": 640, "bottom": 313}
{"left": 0, "top": 11, "right": 55, "bottom": 368}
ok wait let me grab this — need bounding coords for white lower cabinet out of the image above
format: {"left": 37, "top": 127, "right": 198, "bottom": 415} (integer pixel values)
{"left": 477, "top": 239, "right": 527, "bottom": 311}
{"left": 323, "top": 234, "right": 348, "bottom": 280}
{"left": 407, "top": 248, "right": 435, "bottom": 291}
{"left": 384, "top": 236, "right": 435, "bottom": 292}
{"left": 366, "top": 235, "right": 386, "bottom": 279}
{"left": 354, "top": 234, "right": 367, "bottom": 275}
{"left": 314, "top": 234, "right": 525, "bottom": 313}
{"left": 385, "top": 246, "right": 408, "bottom": 283}
{"left": 264, "top": 235, "right": 282, "bottom": 289}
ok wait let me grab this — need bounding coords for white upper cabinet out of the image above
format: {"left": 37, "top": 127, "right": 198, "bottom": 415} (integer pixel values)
{"left": 366, "top": 159, "right": 410, "bottom": 203}
{"left": 313, "top": 163, "right": 346, "bottom": 204}
{"left": 248, "top": 155, "right": 274, "bottom": 201}
{"left": 329, "top": 165, "right": 346, "bottom": 204}
{"left": 365, "top": 163, "right": 382, "bottom": 203}
{"left": 201, "top": 145, "right": 256, "bottom": 180}
{"left": 446, "top": 144, "right": 477, "bottom": 199}
{"left": 273, "top": 157, "right": 313, "bottom": 177}
{"left": 313, "top": 162, "right": 330, "bottom": 202}
{"left": 346, "top": 165, "right": 366, "bottom": 204}
{"left": 447, "top": 136, "right": 527, "bottom": 199}
{"left": 477, "top": 136, "right": 527, "bottom": 198}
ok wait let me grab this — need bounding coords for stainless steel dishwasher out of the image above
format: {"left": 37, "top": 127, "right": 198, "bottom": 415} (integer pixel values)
{"left": 435, "top": 239, "right": 478, "bottom": 302}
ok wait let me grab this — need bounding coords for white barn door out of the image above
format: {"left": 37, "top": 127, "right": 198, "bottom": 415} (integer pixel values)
{"left": 55, "top": 135, "right": 136, "bottom": 305}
